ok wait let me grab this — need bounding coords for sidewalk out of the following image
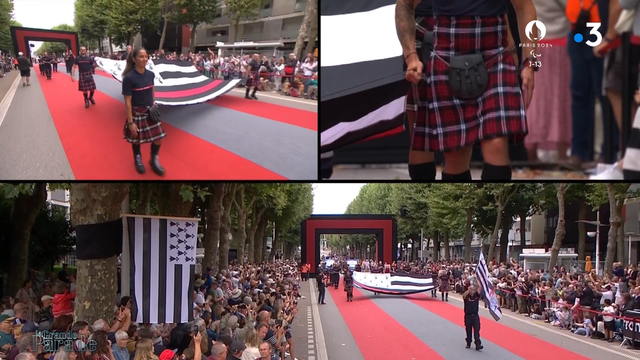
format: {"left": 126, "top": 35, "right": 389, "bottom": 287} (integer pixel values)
{"left": 288, "top": 278, "right": 318, "bottom": 360}
{"left": 0, "top": 69, "right": 19, "bottom": 102}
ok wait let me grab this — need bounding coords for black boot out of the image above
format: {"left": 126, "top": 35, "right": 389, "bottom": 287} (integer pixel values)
{"left": 84, "top": 99, "right": 89, "bottom": 108}
{"left": 149, "top": 155, "right": 165, "bottom": 176}
{"left": 442, "top": 294, "right": 445, "bottom": 301}
{"left": 446, "top": 293, "right": 448, "bottom": 302}
{"left": 465, "top": 343, "right": 471, "bottom": 349}
{"left": 476, "top": 344, "right": 483, "bottom": 351}
{"left": 134, "top": 154, "right": 145, "bottom": 174}
{"left": 245, "top": 88, "right": 251, "bottom": 99}
{"left": 251, "top": 89, "right": 258, "bottom": 100}
{"left": 89, "top": 92, "right": 95, "bottom": 105}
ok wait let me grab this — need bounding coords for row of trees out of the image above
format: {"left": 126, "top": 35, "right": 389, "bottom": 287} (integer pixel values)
{"left": 337, "top": 183, "right": 635, "bottom": 276}
{"left": 72, "top": 0, "right": 318, "bottom": 58}
{"left": 0, "top": 182, "right": 313, "bottom": 323}
{"left": 0, "top": 0, "right": 21, "bottom": 54}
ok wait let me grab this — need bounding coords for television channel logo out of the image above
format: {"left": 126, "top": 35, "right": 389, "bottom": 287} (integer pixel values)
{"left": 573, "top": 23, "right": 603, "bottom": 47}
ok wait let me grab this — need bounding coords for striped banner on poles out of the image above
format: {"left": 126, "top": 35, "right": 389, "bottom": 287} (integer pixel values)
{"left": 476, "top": 252, "right": 502, "bottom": 321}
{"left": 127, "top": 215, "right": 199, "bottom": 324}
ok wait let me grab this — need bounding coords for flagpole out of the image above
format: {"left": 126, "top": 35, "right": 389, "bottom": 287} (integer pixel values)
{"left": 121, "top": 213, "right": 200, "bottom": 222}
{"left": 121, "top": 196, "right": 131, "bottom": 298}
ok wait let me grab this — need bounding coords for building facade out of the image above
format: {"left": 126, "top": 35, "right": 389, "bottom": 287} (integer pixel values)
{"left": 188, "top": 0, "right": 309, "bottom": 54}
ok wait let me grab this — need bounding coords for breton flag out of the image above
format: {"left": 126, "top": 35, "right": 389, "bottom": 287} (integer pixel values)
{"left": 127, "top": 215, "right": 199, "bottom": 324}
{"left": 475, "top": 252, "right": 502, "bottom": 321}
{"left": 94, "top": 57, "right": 241, "bottom": 106}
{"left": 320, "top": 0, "right": 410, "bottom": 153}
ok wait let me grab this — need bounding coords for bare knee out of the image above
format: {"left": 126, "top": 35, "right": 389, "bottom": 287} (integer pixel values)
{"left": 480, "top": 137, "right": 509, "bottom": 165}
{"left": 443, "top": 146, "right": 473, "bottom": 173}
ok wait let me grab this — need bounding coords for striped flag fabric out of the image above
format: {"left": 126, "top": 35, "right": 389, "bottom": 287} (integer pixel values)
{"left": 95, "top": 57, "right": 241, "bottom": 106}
{"left": 475, "top": 252, "right": 502, "bottom": 321}
{"left": 623, "top": 109, "right": 640, "bottom": 179}
{"left": 352, "top": 271, "right": 435, "bottom": 295}
{"left": 127, "top": 216, "right": 199, "bottom": 324}
{"left": 320, "top": 0, "right": 410, "bottom": 153}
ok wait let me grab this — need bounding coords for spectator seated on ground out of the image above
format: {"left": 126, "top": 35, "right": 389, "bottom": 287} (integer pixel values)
{"left": 307, "top": 74, "right": 318, "bottom": 100}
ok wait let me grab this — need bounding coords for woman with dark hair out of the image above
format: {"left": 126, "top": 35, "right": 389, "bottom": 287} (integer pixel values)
{"left": 121, "top": 47, "right": 166, "bottom": 176}
{"left": 92, "top": 330, "right": 114, "bottom": 360}
{"left": 396, "top": 0, "right": 536, "bottom": 180}
{"left": 15, "top": 280, "right": 36, "bottom": 321}
{"left": 50, "top": 314, "right": 74, "bottom": 332}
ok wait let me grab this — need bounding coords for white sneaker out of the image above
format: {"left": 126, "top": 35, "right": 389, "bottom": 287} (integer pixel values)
{"left": 589, "top": 162, "right": 624, "bottom": 180}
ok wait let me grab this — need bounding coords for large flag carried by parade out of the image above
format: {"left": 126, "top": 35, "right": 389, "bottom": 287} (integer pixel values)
{"left": 95, "top": 57, "right": 241, "bottom": 106}
{"left": 476, "top": 252, "right": 502, "bottom": 321}
{"left": 320, "top": 0, "right": 410, "bottom": 153}
{"left": 127, "top": 215, "right": 199, "bottom": 324}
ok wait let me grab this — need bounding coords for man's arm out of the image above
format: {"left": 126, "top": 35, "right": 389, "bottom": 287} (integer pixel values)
{"left": 606, "top": 0, "right": 623, "bottom": 41}
{"left": 394, "top": 0, "right": 421, "bottom": 58}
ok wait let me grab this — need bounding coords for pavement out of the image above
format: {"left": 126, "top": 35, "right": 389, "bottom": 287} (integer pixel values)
{"left": 0, "top": 66, "right": 317, "bottom": 180}
{"left": 330, "top": 164, "right": 589, "bottom": 180}
{"left": 305, "top": 279, "right": 640, "bottom": 360}
{"left": 289, "top": 277, "right": 319, "bottom": 360}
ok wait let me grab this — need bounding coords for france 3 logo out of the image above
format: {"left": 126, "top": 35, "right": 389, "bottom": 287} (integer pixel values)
{"left": 525, "top": 20, "right": 603, "bottom": 47}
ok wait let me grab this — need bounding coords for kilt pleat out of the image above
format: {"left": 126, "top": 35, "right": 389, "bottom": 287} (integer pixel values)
{"left": 78, "top": 71, "right": 96, "bottom": 92}
{"left": 412, "top": 15, "right": 528, "bottom": 153}
{"left": 406, "top": 16, "right": 435, "bottom": 113}
{"left": 124, "top": 107, "right": 166, "bottom": 145}
{"left": 246, "top": 70, "right": 260, "bottom": 87}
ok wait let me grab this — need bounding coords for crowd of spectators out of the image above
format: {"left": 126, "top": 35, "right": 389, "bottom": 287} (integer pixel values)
{"left": 0, "top": 260, "right": 303, "bottom": 360}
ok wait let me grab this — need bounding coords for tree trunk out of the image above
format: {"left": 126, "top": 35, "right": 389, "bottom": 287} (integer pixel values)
{"left": 246, "top": 206, "right": 266, "bottom": 264}
{"left": 261, "top": 222, "right": 269, "bottom": 262}
{"left": 304, "top": 8, "right": 318, "bottom": 56}
{"left": 443, "top": 232, "right": 450, "bottom": 261}
{"left": 189, "top": 26, "right": 197, "bottom": 53}
{"left": 108, "top": 37, "right": 113, "bottom": 56}
{"left": 232, "top": 20, "right": 240, "bottom": 42}
{"left": 293, "top": 0, "right": 317, "bottom": 60}
{"left": 7, "top": 183, "right": 47, "bottom": 297}
{"left": 70, "top": 183, "right": 129, "bottom": 324}
{"left": 233, "top": 186, "right": 255, "bottom": 266}
{"left": 219, "top": 184, "right": 236, "bottom": 271}
{"left": 463, "top": 208, "right": 473, "bottom": 262}
{"left": 203, "top": 184, "right": 225, "bottom": 273}
{"left": 605, "top": 183, "right": 625, "bottom": 276}
{"left": 519, "top": 212, "right": 526, "bottom": 248}
{"left": 618, "top": 214, "right": 626, "bottom": 266}
{"left": 433, "top": 231, "right": 440, "bottom": 261}
{"left": 255, "top": 218, "right": 267, "bottom": 263}
{"left": 155, "top": 184, "right": 192, "bottom": 217}
{"left": 269, "top": 224, "right": 280, "bottom": 261}
{"left": 499, "top": 212, "right": 511, "bottom": 263}
{"left": 578, "top": 200, "right": 588, "bottom": 261}
{"left": 488, "top": 206, "right": 503, "bottom": 261}
{"left": 134, "top": 183, "right": 152, "bottom": 214}
{"left": 159, "top": 16, "right": 169, "bottom": 51}
{"left": 129, "top": 33, "right": 134, "bottom": 47}
{"left": 549, "top": 184, "right": 568, "bottom": 270}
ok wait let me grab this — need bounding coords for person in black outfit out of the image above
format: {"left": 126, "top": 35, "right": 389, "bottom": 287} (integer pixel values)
{"left": 463, "top": 284, "right": 483, "bottom": 351}
{"left": 71, "top": 47, "right": 98, "bottom": 108}
{"left": 316, "top": 271, "right": 326, "bottom": 305}
{"left": 51, "top": 53, "right": 58, "bottom": 72}
{"left": 121, "top": 47, "right": 166, "bottom": 176}
{"left": 17, "top": 52, "right": 30, "bottom": 87}
{"left": 41, "top": 51, "right": 52, "bottom": 80}
{"left": 65, "top": 51, "right": 75, "bottom": 74}
{"left": 121, "top": 45, "right": 132, "bottom": 61}
{"left": 245, "top": 53, "right": 260, "bottom": 100}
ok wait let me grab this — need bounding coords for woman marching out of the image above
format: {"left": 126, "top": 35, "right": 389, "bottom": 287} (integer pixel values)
{"left": 121, "top": 47, "right": 166, "bottom": 176}
{"left": 439, "top": 269, "right": 451, "bottom": 302}
{"left": 343, "top": 271, "right": 354, "bottom": 302}
{"left": 396, "top": 0, "right": 537, "bottom": 180}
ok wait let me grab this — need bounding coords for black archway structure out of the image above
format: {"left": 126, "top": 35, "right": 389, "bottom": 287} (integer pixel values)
{"left": 300, "top": 215, "right": 397, "bottom": 275}
{"left": 10, "top": 27, "right": 79, "bottom": 58}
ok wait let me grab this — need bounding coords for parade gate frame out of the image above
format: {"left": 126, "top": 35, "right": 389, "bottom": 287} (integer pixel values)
{"left": 300, "top": 215, "right": 398, "bottom": 275}
{"left": 10, "top": 27, "right": 79, "bottom": 58}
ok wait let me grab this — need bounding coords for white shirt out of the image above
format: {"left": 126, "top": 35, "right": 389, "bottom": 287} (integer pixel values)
{"left": 601, "top": 290, "right": 614, "bottom": 305}
{"left": 602, "top": 305, "right": 615, "bottom": 322}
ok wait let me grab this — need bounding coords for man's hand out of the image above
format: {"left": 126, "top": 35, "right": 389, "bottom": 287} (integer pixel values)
{"left": 593, "top": 41, "right": 610, "bottom": 58}
{"left": 521, "top": 67, "right": 535, "bottom": 109}
{"left": 405, "top": 53, "right": 423, "bottom": 84}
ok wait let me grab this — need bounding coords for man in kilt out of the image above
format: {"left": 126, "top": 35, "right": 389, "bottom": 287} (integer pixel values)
{"left": 439, "top": 269, "right": 451, "bottom": 302}
{"left": 396, "top": 0, "right": 536, "bottom": 180}
{"left": 121, "top": 47, "right": 166, "bottom": 176}
{"left": 395, "top": 0, "right": 437, "bottom": 180}
{"left": 343, "top": 271, "right": 354, "bottom": 302}
{"left": 71, "top": 47, "right": 97, "bottom": 109}
{"left": 245, "top": 53, "right": 261, "bottom": 100}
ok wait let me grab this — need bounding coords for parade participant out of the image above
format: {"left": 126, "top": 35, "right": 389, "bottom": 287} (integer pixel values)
{"left": 245, "top": 54, "right": 260, "bottom": 100}
{"left": 343, "top": 272, "right": 354, "bottom": 302}
{"left": 40, "top": 51, "right": 52, "bottom": 80}
{"left": 51, "top": 53, "right": 58, "bottom": 73}
{"left": 394, "top": 0, "right": 437, "bottom": 180}
{"left": 316, "top": 271, "right": 326, "bottom": 305}
{"left": 395, "top": 0, "right": 536, "bottom": 180}
{"left": 463, "top": 284, "right": 483, "bottom": 350}
{"left": 65, "top": 51, "right": 75, "bottom": 75}
{"left": 71, "top": 47, "right": 97, "bottom": 108}
{"left": 17, "top": 52, "right": 30, "bottom": 87}
{"left": 439, "top": 269, "right": 450, "bottom": 302}
{"left": 121, "top": 46, "right": 132, "bottom": 61}
{"left": 331, "top": 267, "right": 340, "bottom": 289}
{"left": 121, "top": 47, "right": 166, "bottom": 176}
{"left": 430, "top": 267, "right": 438, "bottom": 298}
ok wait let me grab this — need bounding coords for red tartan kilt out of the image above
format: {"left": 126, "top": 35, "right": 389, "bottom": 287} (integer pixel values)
{"left": 411, "top": 15, "right": 528, "bottom": 153}
{"left": 78, "top": 71, "right": 96, "bottom": 92}
{"left": 406, "top": 16, "right": 435, "bottom": 113}
{"left": 124, "top": 107, "right": 166, "bottom": 145}
{"left": 246, "top": 71, "right": 260, "bottom": 87}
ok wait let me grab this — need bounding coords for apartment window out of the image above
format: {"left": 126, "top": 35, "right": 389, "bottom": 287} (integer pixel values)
{"left": 244, "top": 23, "right": 264, "bottom": 34}
{"left": 282, "top": 17, "right": 301, "bottom": 31}
{"left": 263, "top": 0, "right": 272, "bottom": 9}
{"left": 211, "top": 30, "right": 228, "bottom": 37}
{"left": 525, "top": 219, "right": 531, "bottom": 232}
{"left": 294, "top": 0, "right": 306, "bottom": 12}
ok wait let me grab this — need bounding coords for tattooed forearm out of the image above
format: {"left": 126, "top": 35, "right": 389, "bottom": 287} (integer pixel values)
{"left": 395, "top": 0, "right": 417, "bottom": 57}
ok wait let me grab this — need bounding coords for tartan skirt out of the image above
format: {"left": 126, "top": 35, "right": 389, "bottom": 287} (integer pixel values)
{"left": 123, "top": 107, "right": 166, "bottom": 145}
{"left": 246, "top": 70, "right": 260, "bottom": 87}
{"left": 406, "top": 16, "right": 435, "bottom": 113}
{"left": 412, "top": 15, "right": 528, "bottom": 152}
{"left": 78, "top": 71, "right": 96, "bottom": 92}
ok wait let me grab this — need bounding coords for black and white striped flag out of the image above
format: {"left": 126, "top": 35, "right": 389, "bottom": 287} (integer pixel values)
{"left": 476, "top": 252, "right": 502, "bottom": 321}
{"left": 127, "top": 216, "right": 199, "bottom": 324}
{"left": 320, "top": 0, "right": 409, "bottom": 153}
